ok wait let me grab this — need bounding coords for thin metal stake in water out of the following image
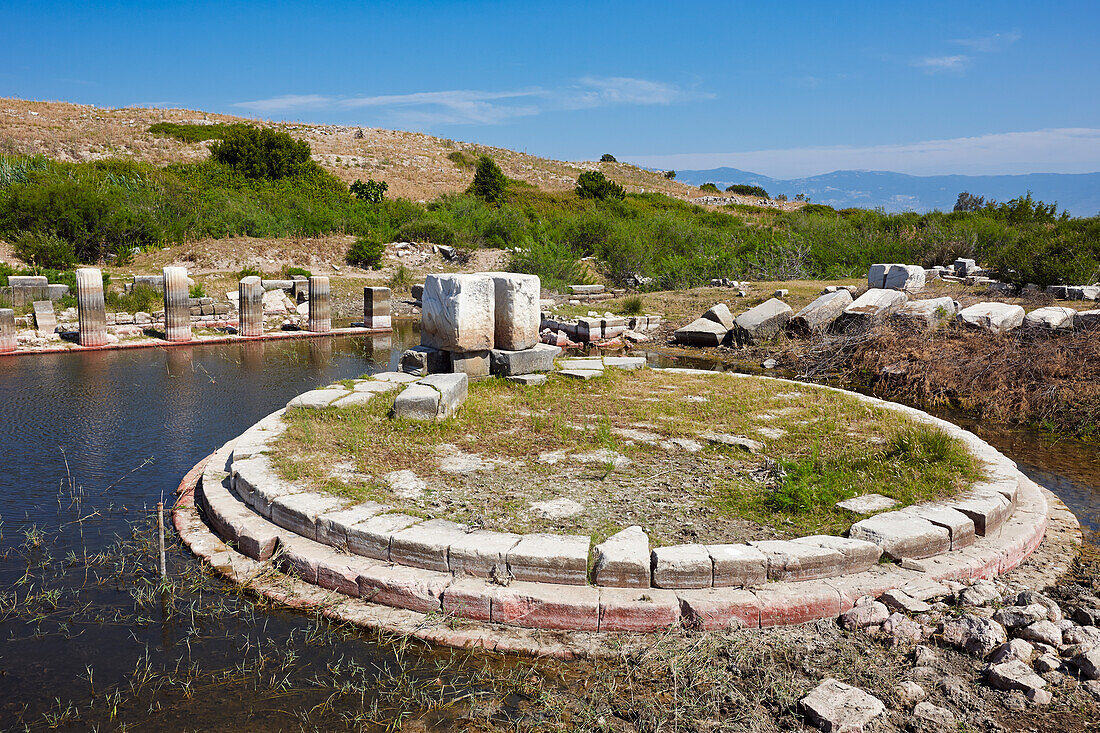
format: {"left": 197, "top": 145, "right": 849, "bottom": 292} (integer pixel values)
{"left": 156, "top": 501, "right": 166, "bottom": 580}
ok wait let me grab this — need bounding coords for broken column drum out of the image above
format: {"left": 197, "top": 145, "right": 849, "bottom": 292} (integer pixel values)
{"left": 363, "top": 286, "right": 391, "bottom": 329}
{"left": 0, "top": 308, "right": 15, "bottom": 353}
{"left": 162, "top": 266, "right": 192, "bottom": 342}
{"left": 75, "top": 267, "right": 107, "bottom": 347}
{"left": 308, "top": 276, "right": 331, "bottom": 333}
{"left": 238, "top": 276, "right": 264, "bottom": 337}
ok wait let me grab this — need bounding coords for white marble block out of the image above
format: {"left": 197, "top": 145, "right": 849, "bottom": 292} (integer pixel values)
{"left": 421, "top": 274, "right": 495, "bottom": 353}
{"left": 485, "top": 272, "right": 540, "bottom": 350}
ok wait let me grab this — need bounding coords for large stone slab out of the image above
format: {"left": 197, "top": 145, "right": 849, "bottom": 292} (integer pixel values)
{"left": 1024, "top": 306, "right": 1076, "bottom": 330}
{"left": 1076, "top": 309, "right": 1100, "bottom": 329}
{"left": 902, "top": 504, "right": 976, "bottom": 549}
{"left": 345, "top": 512, "right": 421, "bottom": 559}
{"left": 598, "top": 587, "right": 681, "bottom": 632}
{"left": 651, "top": 544, "right": 712, "bottom": 588}
{"left": 592, "top": 525, "right": 650, "bottom": 587}
{"left": 791, "top": 290, "right": 852, "bottom": 332}
{"left": 75, "top": 268, "right": 107, "bottom": 346}
{"left": 893, "top": 297, "right": 957, "bottom": 328}
{"left": 702, "top": 303, "right": 734, "bottom": 330}
{"left": 848, "top": 511, "right": 951, "bottom": 560}
{"left": 0, "top": 309, "right": 15, "bottom": 353}
{"left": 400, "top": 345, "right": 451, "bottom": 376}
{"left": 163, "top": 266, "right": 191, "bottom": 341}
{"left": 450, "top": 349, "right": 490, "bottom": 379}
{"left": 884, "top": 264, "right": 926, "bottom": 291}
{"left": 734, "top": 298, "right": 793, "bottom": 345}
{"left": 749, "top": 540, "right": 846, "bottom": 581}
{"left": 421, "top": 273, "right": 495, "bottom": 353}
{"left": 842, "top": 288, "right": 908, "bottom": 326}
{"left": 491, "top": 581, "right": 600, "bottom": 631}
{"left": 798, "top": 678, "right": 885, "bottom": 733}
{"left": 448, "top": 530, "right": 522, "bottom": 578}
{"left": 506, "top": 533, "right": 590, "bottom": 585}
{"left": 485, "top": 272, "right": 540, "bottom": 350}
{"left": 956, "top": 302, "right": 1025, "bottom": 334}
{"left": 707, "top": 544, "right": 767, "bottom": 587}
{"left": 389, "top": 518, "right": 469, "bottom": 572}
{"left": 673, "top": 317, "right": 729, "bottom": 346}
{"left": 421, "top": 372, "right": 468, "bottom": 417}
{"left": 33, "top": 300, "right": 56, "bottom": 333}
{"left": 489, "top": 343, "right": 561, "bottom": 376}
{"left": 791, "top": 535, "right": 882, "bottom": 574}
{"left": 867, "top": 263, "right": 890, "bottom": 288}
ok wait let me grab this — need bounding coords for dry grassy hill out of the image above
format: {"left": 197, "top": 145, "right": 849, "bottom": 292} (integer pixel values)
{"left": 0, "top": 96, "right": 789, "bottom": 208}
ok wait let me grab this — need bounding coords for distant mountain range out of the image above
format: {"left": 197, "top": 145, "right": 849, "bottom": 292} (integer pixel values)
{"left": 670, "top": 168, "right": 1100, "bottom": 217}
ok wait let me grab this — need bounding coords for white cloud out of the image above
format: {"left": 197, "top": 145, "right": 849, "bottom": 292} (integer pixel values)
{"left": 232, "top": 77, "right": 709, "bottom": 127}
{"left": 623, "top": 128, "right": 1100, "bottom": 178}
{"left": 913, "top": 55, "right": 969, "bottom": 73}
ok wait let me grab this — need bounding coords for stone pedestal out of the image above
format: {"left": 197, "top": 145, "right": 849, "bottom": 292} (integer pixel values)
{"left": 308, "top": 276, "right": 331, "bottom": 333}
{"left": 163, "top": 266, "right": 192, "bottom": 342}
{"left": 238, "top": 276, "right": 264, "bottom": 337}
{"left": 363, "top": 286, "right": 391, "bottom": 329}
{"left": 0, "top": 308, "right": 15, "bottom": 353}
{"left": 75, "top": 268, "right": 107, "bottom": 347}
{"left": 485, "top": 272, "right": 540, "bottom": 350}
{"left": 421, "top": 274, "right": 494, "bottom": 352}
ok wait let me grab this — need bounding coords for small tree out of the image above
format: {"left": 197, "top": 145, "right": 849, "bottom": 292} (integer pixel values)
{"left": 11, "top": 230, "right": 75, "bottom": 270}
{"left": 954, "top": 191, "right": 986, "bottom": 212}
{"left": 350, "top": 178, "right": 388, "bottom": 204}
{"left": 209, "top": 126, "right": 311, "bottom": 179}
{"left": 663, "top": 170, "right": 676, "bottom": 180}
{"left": 575, "top": 170, "right": 626, "bottom": 200}
{"left": 699, "top": 183, "right": 720, "bottom": 193}
{"left": 600, "top": 153, "right": 617, "bottom": 163}
{"left": 467, "top": 155, "right": 507, "bottom": 203}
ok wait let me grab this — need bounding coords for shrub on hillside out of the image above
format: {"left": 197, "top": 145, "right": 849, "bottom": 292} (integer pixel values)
{"left": 346, "top": 237, "right": 385, "bottom": 269}
{"left": 350, "top": 178, "right": 388, "bottom": 205}
{"left": 600, "top": 153, "right": 617, "bottom": 163}
{"left": 663, "top": 170, "right": 676, "bottom": 180}
{"left": 725, "top": 183, "right": 769, "bottom": 198}
{"left": 281, "top": 265, "right": 311, "bottom": 279}
{"left": 11, "top": 230, "right": 76, "bottom": 269}
{"left": 467, "top": 156, "right": 507, "bottom": 203}
{"left": 799, "top": 203, "right": 837, "bottom": 216}
{"left": 508, "top": 235, "right": 583, "bottom": 290}
{"left": 699, "top": 183, "right": 720, "bottom": 193}
{"left": 147, "top": 122, "right": 239, "bottom": 143}
{"left": 575, "top": 171, "right": 625, "bottom": 201}
{"left": 237, "top": 266, "right": 262, "bottom": 279}
{"left": 209, "top": 126, "right": 312, "bottom": 179}
{"left": 395, "top": 218, "right": 457, "bottom": 247}
{"left": 447, "top": 150, "right": 477, "bottom": 169}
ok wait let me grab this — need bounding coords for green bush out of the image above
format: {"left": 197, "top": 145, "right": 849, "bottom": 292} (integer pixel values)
{"left": 447, "top": 151, "right": 477, "bottom": 169}
{"left": 346, "top": 237, "right": 385, "bottom": 269}
{"left": 620, "top": 295, "right": 644, "bottom": 315}
{"left": 467, "top": 156, "right": 507, "bottom": 203}
{"left": 350, "top": 178, "right": 388, "bottom": 205}
{"left": 699, "top": 183, "right": 720, "bottom": 193}
{"left": 600, "top": 153, "right": 617, "bottom": 163}
{"left": 663, "top": 170, "right": 676, "bottom": 180}
{"left": 395, "top": 219, "right": 456, "bottom": 247}
{"left": 11, "top": 230, "right": 76, "bottom": 269}
{"left": 237, "top": 266, "right": 262, "bottom": 279}
{"left": 575, "top": 171, "right": 625, "bottom": 201}
{"left": 147, "top": 122, "right": 240, "bottom": 143}
{"left": 105, "top": 284, "right": 161, "bottom": 314}
{"left": 189, "top": 282, "right": 207, "bottom": 299}
{"left": 725, "top": 183, "right": 769, "bottom": 198}
{"left": 387, "top": 264, "right": 414, "bottom": 292}
{"left": 209, "top": 126, "right": 312, "bottom": 179}
{"left": 282, "top": 265, "right": 312, "bottom": 279}
{"left": 799, "top": 203, "right": 837, "bottom": 216}
{"left": 508, "top": 235, "right": 584, "bottom": 290}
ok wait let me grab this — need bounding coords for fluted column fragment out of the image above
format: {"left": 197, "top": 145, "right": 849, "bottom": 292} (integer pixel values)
{"left": 75, "top": 267, "right": 107, "bottom": 347}
{"left": 0, "top": 308, "right": 15, "bottom": 353}
{"left": 308, "top": 276, "right": 330, "bottom": 333}
{"left": 163, "top": 266, "right": 192, "bottom": 342}
{"left": 238, "top": 276, "right": 264, "bottom": 337}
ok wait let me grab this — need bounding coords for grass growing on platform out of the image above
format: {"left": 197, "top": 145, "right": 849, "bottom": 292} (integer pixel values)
{"left": 269, "top": 369, "right": 983, "bottom": 542}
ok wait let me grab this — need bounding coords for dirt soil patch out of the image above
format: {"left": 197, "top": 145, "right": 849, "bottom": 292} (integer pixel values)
{"left": 271, "top": 368, "right": 982, "bottom": 544}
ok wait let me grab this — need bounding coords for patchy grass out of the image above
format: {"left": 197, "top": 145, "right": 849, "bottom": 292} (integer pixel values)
{"left": 269, "top": 368, "right": 982, "bottom": 542}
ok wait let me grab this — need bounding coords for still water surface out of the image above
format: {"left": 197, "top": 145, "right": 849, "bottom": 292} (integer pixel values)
{"left": 0, "top": 335, "right": 1095, "bottom": 729}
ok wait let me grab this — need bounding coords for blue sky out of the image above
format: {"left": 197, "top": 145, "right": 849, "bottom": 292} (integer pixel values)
{"left": 2, "top": 1, "right": 1098, "bottom": 177}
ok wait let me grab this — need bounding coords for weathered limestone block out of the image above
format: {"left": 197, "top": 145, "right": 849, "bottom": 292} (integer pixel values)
{"left": 570, "top": 284, "right": 604, "bottom": 295}
{"left": 400, "top": 345, "right": 451, "bottom": 375}
{"left": 707, "top": 544, "right": 767, "bottom": 587}
{"left": 603, "top": 355, "right": 647, "bottom": 370}
{"left": 363, "top": 286, "right": 391, "bottom": 329}
{"left": 884, "top": 264, "right": 926, "bottom": 291}
{"left": 867, "top": 263, "right": 890, "bottom": 288}
{"left": 163, "top": 266, "right": 192, "bottom": 341}
{"left": 489, "top": 343, "right": 561, "bottom": 376}
{"left": 270, "top": 492, "right": 349, "bottom": 541}
{"left": 734, "top": 298, "right": 793, "bottom": 345}
{"left": 506, "top": 533, "right": 591, "bottom": 585}
{"left": 598, "top": 587, "right": 682, "bottom": 632}
{"left": 953, "top": 258, "right": 978, "bottom": 277}
{"left": 389, "top": 518, "right": 469, "bottom": 572}
{"left": 601, "top": 315, "right": 628, "bottom": 339}
{"left": 676, "top": 587, "right": 762, "bottom": 630}
{"left": 33, "top": 300, "right": 56, "bottom": 333}
{"left": 485, "top": 272, "right": 540, "bottom": 350}
{"left": 0, "top": 308, "right": 15, "bottom": 353}
{"left": 9, "top": 275, "right": 48, "bottom": 306}
{"left": 651, "top": 544, "right": 713, "bottom": 588}
{"left": 1076, "top": 309, "right": 1100, "bottom": 329}
{"left": 842, "top": 288, "right": 908, "bottom": 326}
{"left": 448, "top": 530, "right": 522, "bottom": 578}
{"left": 357, "top": 565, "right": 451, "bottom": 614}
{"left": 575, "top": 316, "right": 602, "bottom": 342}
{"left": 893, "top": 297, "right": 957, "bottom": 328}
{"left": 956, "top": 302, "right": 1025, "bottom": 334}
{"left": 450, "top": 349, "right": 491, "bottom": 379}
{"left": 308, "top": 276, "right": 331, "bottom": 333}
{"left": 316, "top": 502, "right": 390, "bottom": 547}
{"left": 238, "top": 276, "right": 264, "bottom": 337}
{"left": 393, "top": 373, "right": 468, "bottom": 421}
{"left": 848, "top": 511, "right": 951, "bottom": 560}
{"left": 798, "top": 678, "right": 885, "bottom": 733}
{"left": 1024, "top": 306, "right": 1076, "bottom": 330}
{"left": 901, "top": 504, "right": 976, "bottom": 549}
{"left": 951, "top": 491, "right": 1011, "bottom": 536}
{"left": 749, "top": 539, "right": 846, "bottom": 581}
{"left": 75, "top": 268, "right": 107, "bottom": 346}
{"left": 791, "top": 289, "right": 852, "bottom": 332}
{"left": 346, "top": 513, "right": 421, "bottom": 560}
{"left": 790, "top": 535, "right": 883, "bottom": 574}
{"left": 702, "top": 303, "right": 734, "bottom": 329}
{"left": 286, "top": 388, "right": 349, "bottom": 409}
{"left": 421, "top": 273, "right": 495, "bottom": 352}
{"left": 673, "top": 317, "right": 729, "bottom": 346}
{"left": 592, "top": 525, "right": 650, "bottom": 587}
{"left": 492, "top": 581, "right": 600, "bottom": 631}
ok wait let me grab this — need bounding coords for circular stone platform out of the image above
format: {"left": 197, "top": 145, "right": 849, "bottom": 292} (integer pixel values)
{"left": 176, "top": 365, "right": 1052, "bottom": 647}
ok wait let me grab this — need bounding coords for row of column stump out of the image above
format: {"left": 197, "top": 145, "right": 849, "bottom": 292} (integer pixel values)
{"left": 0, "top": 267, "right": 393, "bottom": 353}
